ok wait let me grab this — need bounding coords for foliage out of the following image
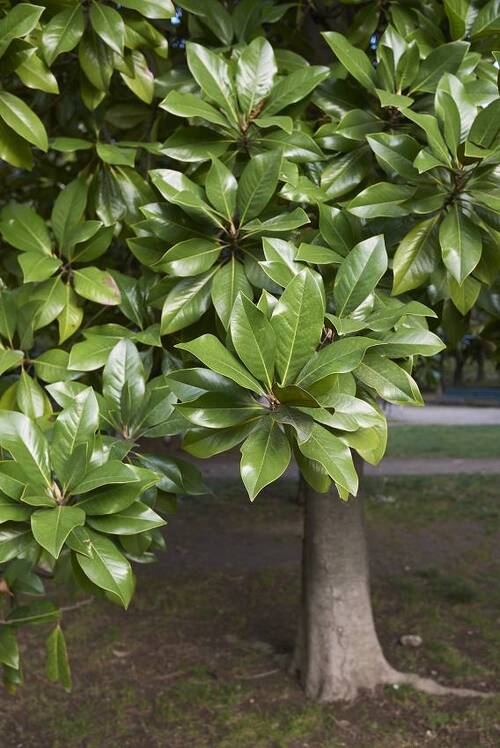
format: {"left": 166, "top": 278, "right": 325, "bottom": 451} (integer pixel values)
{"left": 0, "top": 0, "right": 498, "bottom": 690}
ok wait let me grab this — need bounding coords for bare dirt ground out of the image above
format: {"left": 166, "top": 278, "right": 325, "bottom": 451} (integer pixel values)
{"left": 1, "top": 472, "right": 499, "bottom": 748}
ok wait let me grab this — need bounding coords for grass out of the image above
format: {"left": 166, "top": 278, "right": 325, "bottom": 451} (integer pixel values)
{"left": 386, "top": 425, "right": 500, "bottom": 459}
{"left": 1, "top": 474, "right": 500, "bottom": 747}
{"left": 364, "top": 474, "right": 500, "bottom": 526}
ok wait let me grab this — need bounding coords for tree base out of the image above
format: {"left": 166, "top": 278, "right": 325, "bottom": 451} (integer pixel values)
{"left": 293, "top": 476, "right": 490, "bottom": 703}
{"left": 290, "top": 652, "right": 489, "bottom": 702}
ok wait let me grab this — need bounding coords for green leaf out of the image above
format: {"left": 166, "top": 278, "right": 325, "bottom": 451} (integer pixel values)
{"left": 392, "top": 217, "right": 439, "bottom": 294}
{"left": 157, "top": 239, "right": 221, "bottom": 277}
{"left": 0, "top": 92, "right": 47, "bottom": 152}
{"left": 176, "top": 335, "right": 265, "bottom": 394}
{"left": 263, "top": 65, "right": 329, "bottom": 116}
{"left": 449, "top": 274, "right": 480, "bottom": 314}
{"left": 322, "top": 32, "right": 376, "bottom": 91}
{"left": 0, "top": 627, "right": 19, "bottom": 671}
{"left": 469, "top": 100, "right": 500, "bottom": 148}
{"left": 96, "top": 144, "right": 135, "bottom": 167}
{"left": 186, "top": 42, "right": 238, "bottom": 123}
{"left": 230, "top": 293, "right": 276, "bottom": 389}
{"left": 401, "top": 109, "right": 451, "bottom": 165}
{"left": 0, "top": 203, "right": 51, "bottom": 254}
{"left": 87, "top": 501, "right": 165, "bottom": 534}
{"left": 294, "top": 243, "right": 343, "bottom": 265}
{"left": 120, "top": 50, "right": 154, "bottom": 104}
{"left": 68, "top": 337, "right": 118, "bottom": 372}
{"left": 444, "top": 0, "right": 475, "bottom": 38}
{"left": 90, "top": 2, "right": 124, "bottom": 55}
{"left": 0, "top": 411, "right": 51, "bottom": 487}
{"left": 211, "top": 259, "right": 253, "bottom": 330}
{"left": 348, "top": 183, "right": 414, "bottom": 218}
{"left": 236, "top": 37, "right": 277, "bottom": 116}
{"left": 160, "top": 91, "right": 228, "bottom": 127}
{"left": 51, "top": 178, "right": 88, "bottom": 249}
{"left": 334, "top": 235, "right": 387, "bottom": 317}
{"left": 0, "top": 527, "right": 32, "bottom": 563}
{"left": 177, "top": 0, "right": 233, "bottom": 44}
{"left": 237, "top": 151, "right": 282, "bottom": 224}
{"left": 375, "top": 90, "right": 414, "bottom": 108}
{"left": 410, "top": 42, "right": 469, "bottom": 93}
{"left": 32, "top": 506, "right": 85, "bottom": 559}
{"left": 298, "top": 423, "right": 358, "bottom": 496}
{"left": 439, "top": 205, "right": 482, "bottom": 284}
{"left": 205, "top": 159, "right": 237, "bottom": 219}
{"left": 296, "top": 337, "right": 376, "bottom": 387}
{"left": 0, "top": 495, "right": 30, "bottom": 524}
{"left": 52, "top": 387, "right": 98, "bottom": 469}
{"left": 0, "top": 118, "right": 32, "bottom": 170}
{"left": 243, "top": 209, "right": 309, "bottom": 236}
{"left": 18, "top": 252, "right": 60, "bottom": 282}
{"left": 103, "top": 339, "right": 146, "bottom": 426}
{"left": 471, "top": 0, "right": 500, "bottom": 37}
{"left": 321, "top": 150, "right": 371, "bottom": 201}
{"left": 0, "top": 462, "right": 28, "bottom": 501}
{"left": 46, "top": 626, "right": 71, "bottom": 691}
{"left": 41, "top": 5, "right": 85, "bottom": 65}
{"left": 77, "top": 482, "right": 149, "bottom": 516}
{"left": 16, "top": 51, "right": 60, "bottom": 95}
{"left": 355, "top": 353, "right": 423, "bottom": 406}
{"left": 74, "top": 461, "right": 157, "bottom": 495}
{"left": 240, "top": 418, "right": 291, "bottom": 500}
{"left": 33, "top": 349, "right": 71, "bottom": 383}
{"left": 372, "top": 329, "right": 445, "bottom": 358}
{"left": 0, "top": 3, "right": 44, "bottom": 47}
{"left": 366, "top": 133, "right": 420, "bottom": 180}
{"left": 253, "top": 115, "right": 293, "bottom": 133}
{"left": 161, "top": 270, "right": 216, "bottom": 334}
{"left": 75, "top": 530, "right": 134, "bottom": 608}
{"left": 58, "top": 287, "right": 83, "bottom": 344}
{"left": 183, "top": 422, "right": 255, "bottom": 459}
{"left": 0, "top": 349, "right": 23, "bottom": 377}
{"left": 271, "top": 268, "right": 325, "bottom": 385}
{"left": 116, "top": 0, "right": 175, "bottom": 19}
{"left": 73, "top": 267, "right": 121, "bottom": 306}
{"left": 319, "top": 205, "right": 360, "bottom": 256}
{"left": 261, "top": 237, "right": 302, "bottom": 287}
{"left": 16, "top": 371, "right": 49, "bottom": 420}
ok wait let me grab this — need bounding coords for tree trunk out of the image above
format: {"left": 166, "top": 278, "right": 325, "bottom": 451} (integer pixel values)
{"left": 291, "top": 470, "right": 487, "bottom": 702}
{"left": 292, "top": 466, "right": 393, "bottom": 702}
{"left": 453, "top": 350, "right": 464, "bottom": 386}
{"left": 476, "top": 349, "right": 484, "bottom": 383}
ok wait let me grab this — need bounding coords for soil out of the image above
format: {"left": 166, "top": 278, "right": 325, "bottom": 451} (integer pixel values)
{"left": 1, "top": 472, "right": 499, "bottom": 748}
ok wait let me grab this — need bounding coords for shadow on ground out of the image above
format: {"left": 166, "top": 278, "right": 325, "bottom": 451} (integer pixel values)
{"left": 1, "top": 474, "right": 500, "bottom": 748}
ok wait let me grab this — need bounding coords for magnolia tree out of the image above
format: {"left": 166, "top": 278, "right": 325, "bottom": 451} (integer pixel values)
{"left": 0, "top": 0, "right": 499, "bottom": 701}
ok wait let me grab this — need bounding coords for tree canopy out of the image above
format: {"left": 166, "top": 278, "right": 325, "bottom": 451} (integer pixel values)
{"left": 0, "top": 0, "right": 499, "bottom": 692}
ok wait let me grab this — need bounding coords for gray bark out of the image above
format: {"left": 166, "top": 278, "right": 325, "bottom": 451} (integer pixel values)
{"left": 292, "top": 470, "right": 393, "bottom": 701}
{"left": 292, "top": 470, "right": 487, "bottom": 701}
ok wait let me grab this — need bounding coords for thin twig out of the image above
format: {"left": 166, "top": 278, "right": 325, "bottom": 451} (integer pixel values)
{"left": 236, "top": 669, "right": 280, "bottom": 680}
{"left": 0, "top": 598, "right": 94, "bottom": 626}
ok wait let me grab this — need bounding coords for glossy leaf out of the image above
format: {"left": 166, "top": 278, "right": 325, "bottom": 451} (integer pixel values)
{"left": 31, "top": 506, "right": 85, "bottom": 559}
{"left": 334, "top": 236, "right": 387, "bottom": 317}
{"left": 75, "top": 530, "right": 135, "bottom": 608}
{"left": 271, "top": 269, "right": 325, "bottom": 385}
{"left": 176, "top": 335, "right": 265, "bottom": 393}
{"left": 240, "top": 418, "right": 291, "bottom": 500}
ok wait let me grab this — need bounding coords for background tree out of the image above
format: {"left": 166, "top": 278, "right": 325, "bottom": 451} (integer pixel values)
{"left": 0, "top": 0, "right": 498, "bottom": 701}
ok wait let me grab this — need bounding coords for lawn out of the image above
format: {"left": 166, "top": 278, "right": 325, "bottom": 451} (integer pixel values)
{"left": 386, "top": 425, "right": 500, "bottom": 459}
{"left": 1, "top": 473, "right": 500, "bottom": 748}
